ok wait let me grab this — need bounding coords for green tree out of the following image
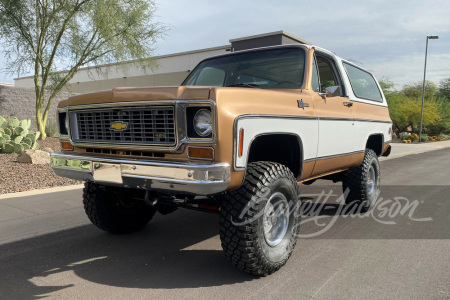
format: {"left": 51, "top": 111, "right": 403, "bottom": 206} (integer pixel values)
{"left": 427, "top": 97, "right": 450, "bottom": 134}
{"left": 436, "top": 78, "right": 450, "bottom": 101}
{"left": 0, "top": 0, "right": 165, "bottom": 139}
{"left": 378, "top": 78, "right": 396, "bottom": 100}
{"left": 387, "top": 94, "right": 440, "bottom": 133}
{"left": 402, "top": 80, "right": 436, "bottom": 100}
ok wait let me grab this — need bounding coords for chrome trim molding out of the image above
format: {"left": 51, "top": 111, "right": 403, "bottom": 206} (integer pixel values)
{"left": 231, "top": 113, "right": 392, "bottom": 124}
{"left": 64, "top": 100, "right": 217, "bottom": 153}
{"left": 354, "top": 118, "right": 392, "bottom": 124}
{"left": 303, "top": 151, "right": 365, "bottom": 163}
{"left": 70, "top": 105, "right": 177, "bottom": 146}
{"left": 314, "top": 150, "right": 365, "bottom": 161}
{"left": 51, "top": 152, "right": 230, "bottom": 195}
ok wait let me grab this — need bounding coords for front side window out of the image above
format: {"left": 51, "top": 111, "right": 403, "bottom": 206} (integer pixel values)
{"left": 182, "top": 47, "right": 306, "bottom": 89}
{"left": 316, "top": 56, "right": 339, "bottom": 91}
{"left": 343, "top": 62, "right": 383, "bottom": 102}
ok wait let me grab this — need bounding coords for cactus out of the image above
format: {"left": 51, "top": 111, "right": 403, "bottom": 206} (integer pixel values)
{"left": 15, "top": 127, "right": 24, "bottom": 136}
{"left": 3, "top": 143, "right": 14, "bottom": 153}
{"left": 20, "top": 129, "right": 29, "bottom": 137}
{"left": 0, "top": 116, "right": 40, "bottom": 154}
{"left": 26, "top": 132, "right": 36, "bottom": 141}
{"left": 14, "top": 126, "right": 29, "bottom": 137}
{"left": 7, "top": 118, "right": 20, "bottom": 127}
{"left": 22, "top": 138, "right": 33, "bottom": 147}
{"left": 13, "top": 136, "right": 23, "bottom": 144}
{"left": 19, "top": 119, "right": 31, "bottom": 130}
{"left": 13, "top": 144, "right": 24, "bottom": 154}
{"left": 4, "top": 128, "right": 12, "bottom": 136}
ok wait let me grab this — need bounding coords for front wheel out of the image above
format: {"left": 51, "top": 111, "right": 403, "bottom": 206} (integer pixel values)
{"left": 83, "top": 182, "right": 157, "bottom": 234}
{"left": 342, "top": 149, "right": 380, "bottom": 212}
{"left": 219, "top": 162, "right": 301, "bottom": 276}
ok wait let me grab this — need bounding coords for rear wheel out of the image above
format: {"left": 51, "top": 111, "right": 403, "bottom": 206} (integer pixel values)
{"left": 342, "top": 149, "right": 380, "bottom": 212}
{"left": 219, "top": 162, "right": 301, "bottom": 276}
{"left": 83, "top": 182, "right": 156, "bottom": 234}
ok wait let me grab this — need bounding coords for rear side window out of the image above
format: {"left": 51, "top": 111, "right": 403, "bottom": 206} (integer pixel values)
{"left": 343, "top": 63, "right": 382, "bottom": 102}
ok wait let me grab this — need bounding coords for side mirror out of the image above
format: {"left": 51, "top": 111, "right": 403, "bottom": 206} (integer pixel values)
{"left": 324, "top": 86, "right": 341, "bottom": 97}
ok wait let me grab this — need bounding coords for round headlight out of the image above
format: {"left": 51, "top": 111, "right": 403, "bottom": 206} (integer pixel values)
{"left": 193, "top": 109, "right": 212, "bottom": 137}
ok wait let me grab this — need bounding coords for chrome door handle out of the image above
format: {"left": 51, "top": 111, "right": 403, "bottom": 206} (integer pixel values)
{"left": 343, "top": 102, "right": 353, "bottom": 107}
{"left": 297, "top": 99, "right": 309, "bottom": 110}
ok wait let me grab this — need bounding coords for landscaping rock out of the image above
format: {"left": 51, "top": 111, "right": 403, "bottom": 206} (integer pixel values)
{"left": 42, "top": 147, "right": 54, "bottom": 153}
{"left": 0, "top": 137, "right": 80, "bottom": 194}
{"left": 17, "top": 150, "right": 51, "bottom": 164}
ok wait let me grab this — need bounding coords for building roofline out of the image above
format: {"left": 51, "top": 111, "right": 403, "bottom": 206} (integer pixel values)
{"left": 229, "top": 30, "right": 312, "bottom": 45}
{"left": 14, "top": 44, "right": 231, "bottom": 81}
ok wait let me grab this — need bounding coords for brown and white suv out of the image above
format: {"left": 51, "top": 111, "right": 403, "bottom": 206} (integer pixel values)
{"left": 52, "top": 44, "right": 392, "bottom": 276}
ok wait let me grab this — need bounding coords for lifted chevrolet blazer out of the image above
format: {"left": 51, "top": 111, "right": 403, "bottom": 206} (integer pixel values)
{"left": 51, "top": 44, "right": 392, "bottom": 276}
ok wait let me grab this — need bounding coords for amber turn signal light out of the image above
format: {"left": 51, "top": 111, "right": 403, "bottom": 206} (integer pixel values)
{"left": 188, "top": 147, "right": 214, "bottom": 160}
{"left": 239, "top": 128, "right": 244, "bottom": 157}
{"left": 61, "top": 141, "right": 73, "bottom": 151}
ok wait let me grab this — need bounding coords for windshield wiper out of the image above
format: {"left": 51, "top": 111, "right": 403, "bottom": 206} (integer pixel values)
{"left": 226, "top": 83, "right": 259, "bottom": 88}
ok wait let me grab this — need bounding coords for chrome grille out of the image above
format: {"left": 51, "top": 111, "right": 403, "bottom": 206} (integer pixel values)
{"left": 71, "top": 106, "right": 176, "bottom": 146}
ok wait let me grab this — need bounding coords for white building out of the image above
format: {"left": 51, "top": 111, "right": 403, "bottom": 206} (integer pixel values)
{"left": 14, "top": 31, "right": 311, "bottom": 94}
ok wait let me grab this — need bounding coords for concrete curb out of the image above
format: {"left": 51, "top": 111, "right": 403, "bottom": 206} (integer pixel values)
{"left": 380, "top": 140, "right": 450, "bottom": 161}
{"left": 0, "top": 141, "right": 449, "bottom": 199}
{"left": 0, "top": 184, "right": 84, "bottom": 200}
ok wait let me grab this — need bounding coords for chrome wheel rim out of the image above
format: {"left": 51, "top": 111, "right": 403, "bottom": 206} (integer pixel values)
{"left": 263, "top": 192, "right": 289, "bottom": 247}
{"left": 367, "top": 165, "right": 376, "bottom": 197}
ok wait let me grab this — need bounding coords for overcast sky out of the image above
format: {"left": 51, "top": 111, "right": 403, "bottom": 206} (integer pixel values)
{"left": 1, "top": 0, "right": 449, "bottom": 89}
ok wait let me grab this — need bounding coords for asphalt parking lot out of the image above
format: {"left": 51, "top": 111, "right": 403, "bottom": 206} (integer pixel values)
{"left": 0, "top": 146, "right": 449, "bottom": 299}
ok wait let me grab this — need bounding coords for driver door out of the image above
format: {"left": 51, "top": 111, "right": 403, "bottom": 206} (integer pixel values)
{"left": 311, "top": 53, "right": 356, "bottom": 176}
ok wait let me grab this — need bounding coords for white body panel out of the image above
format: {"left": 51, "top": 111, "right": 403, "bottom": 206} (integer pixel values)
{"left": 234, "top": 116, "right": 391, "bottom": 171}
{"left": 234, "top": 117, "right": 318, "bottom": 169}
{"left": 354, "top": 121, "right": 392, "bottom": 149}
{"left": 317, "top": 119, "right": 356, "bottom": 157}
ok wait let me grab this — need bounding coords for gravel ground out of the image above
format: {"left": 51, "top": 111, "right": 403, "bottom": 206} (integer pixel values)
{"left": 0, "top": 137, "right": 80, "bottom": 195}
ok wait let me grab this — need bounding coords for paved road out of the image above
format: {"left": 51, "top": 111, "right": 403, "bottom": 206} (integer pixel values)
{"left": 0, "top": 149, "right": 449, "bottom": 299}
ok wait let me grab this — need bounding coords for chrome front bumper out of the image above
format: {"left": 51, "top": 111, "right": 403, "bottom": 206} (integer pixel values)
{"left": 50, "top": 153, "right": 230, "bottom": 195}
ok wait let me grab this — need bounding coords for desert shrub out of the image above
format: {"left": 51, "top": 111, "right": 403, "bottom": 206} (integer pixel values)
{"left": 407, "top": 133, "right": 419, "bottom": 142}
{"left": 399, "top": 132, "right": 409, "bottom": 140}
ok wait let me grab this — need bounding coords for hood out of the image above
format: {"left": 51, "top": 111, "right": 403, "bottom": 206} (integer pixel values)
{"left": 59, "top": 86, "right": 213, "bottom": 107}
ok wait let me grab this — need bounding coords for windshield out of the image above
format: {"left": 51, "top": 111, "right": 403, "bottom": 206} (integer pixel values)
{"left": 182, "top": 47, "right": 306, "bottom": 89}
